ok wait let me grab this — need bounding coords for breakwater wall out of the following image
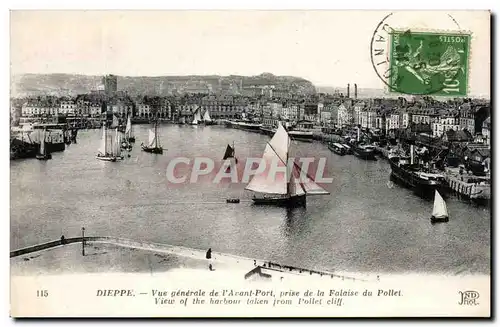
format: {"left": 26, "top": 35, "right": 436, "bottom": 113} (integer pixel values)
{"left": 10, "top": 236, "right": 369, "bottom": 282}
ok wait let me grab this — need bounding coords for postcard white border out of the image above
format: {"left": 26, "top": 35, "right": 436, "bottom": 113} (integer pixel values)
{"left": 3, "top": 0, "right": 497, "bottom": 325}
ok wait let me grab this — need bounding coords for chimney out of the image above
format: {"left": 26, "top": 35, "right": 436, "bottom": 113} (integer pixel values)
{"left": 354, "top": 84, "right": 358, "bottom": 99}
{"left": 347, "top": 84, "right": 350, "bottom": 98}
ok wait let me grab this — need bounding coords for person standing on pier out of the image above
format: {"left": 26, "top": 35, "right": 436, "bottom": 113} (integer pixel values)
{"left": 206, "top": 248, "right": 213, "bottom": 271}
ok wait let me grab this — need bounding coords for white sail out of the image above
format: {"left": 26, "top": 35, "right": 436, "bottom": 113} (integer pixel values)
{"left": 98, "top": 124, "right": 107, "bottom": 155}
{"left": 111, "top": 115, "right": 119, "bottom": 128}
{"left": 39, "top": 130, "right": 46, "bottom": 155}
{"left": 125, "top": 116, "right": 132, "bottom": 138}
{"left": 288, "top": 167, "right": 306, "bottom": 197}
{"left": 148, "top": 129, "right": 156, "bottom": 148}
{"left": 432, "top": 190, "right": 448, "bottom": 218}
{"left": 203, "top": 110, "right": 212, "bottom": 122}
{"left": 245, "top": 125, "right": 290, "bottom": 195}
{"left": 191, "top": 117, "right": 198, "bottom": 125}
{"left": 114, "top": 128, "right": 122, "bottom": 157}
{"left": 194, "top": 109, "right": 202, "bottom": 122}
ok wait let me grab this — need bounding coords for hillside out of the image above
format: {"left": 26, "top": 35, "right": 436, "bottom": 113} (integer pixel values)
{"left": 11, "top": 73, "right": 316, "bottom": 97}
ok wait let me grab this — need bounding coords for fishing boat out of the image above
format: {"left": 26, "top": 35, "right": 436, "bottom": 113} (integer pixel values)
{"left": 125, "top": 116, "right": 135, "bottom": 143}
{"left": 260, "top": 125, "right": 276, "bottom": 136}
{"left": 352, "top": 143, "right": 377, "bottom": 160}
{"left": 202, "top": 110, "right": 215, "bottom": 125}
{"left": 351, "top": 126, "right": 376, "bottom": 160}
{"left": 190, "top": 108, "right": 202, "bottom": 126}
{"left": 222, "top": 142, "right": 238, "bottom": 172}
{"left": 35, "top": 129, "right": 52, "bottom": 160}
{"left": 141, "top": 121, "right": 163, "bottom": 154}
{"left": 430, "top": 190, "right": 449, "bottom": 223}
{"left": 288, "top": 129, "right": 314, "bottom": 142}
{"left": 328, "top": 142, "right": 346, "bottom": 156}
{"left": 340, "top": 144, "right": 352, "bottom": 154}
{"left": 96, "top": 124, "right": 123, "bottom": 161}
{"left": 245, "top": 125, "right": 330, "bottom": 208}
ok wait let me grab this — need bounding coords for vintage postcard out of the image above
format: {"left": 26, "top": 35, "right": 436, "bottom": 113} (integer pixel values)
{"left": 9, "top": 10, "right": 491, "bottom": 317}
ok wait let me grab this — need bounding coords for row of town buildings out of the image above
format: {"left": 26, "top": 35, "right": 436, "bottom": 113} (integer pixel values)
{"left": 12, "top": 93, "right": 491, "bottom": 144}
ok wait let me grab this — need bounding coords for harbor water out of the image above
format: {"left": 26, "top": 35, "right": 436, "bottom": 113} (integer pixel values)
{"left": 10, "top": 125, "right": 491, "bottom": 274}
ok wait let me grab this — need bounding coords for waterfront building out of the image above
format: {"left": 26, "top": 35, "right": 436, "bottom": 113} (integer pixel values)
{"left": 410, "top": 107, "right": 435, "bottom": 125}
{"left": 359, "top": 106, "right": 377, "bottom": 130}
{"left": 353, "top": 101, "right": 366, "bottom": 125}
{"left": 385, "top": 113, "right": 400, "bottom": 132}
{"left": 319, "top": 108, "right": 332, "bottom": 125}
{"left": 432, "top": 109, "right": 460, "bottom": 138}
{"left": 400, "top": 109, "right": 411, "bottom": 129}
{"left": 482, "top": 117, "right": 491, "bottom": 145}
{"left": 337, "top": 102, "right": 353, "bottom": 127}
{"left": 89, "top": 103, "right": 102, "bottom": 117}
{"left": 108, "top": 101, "right": 133, "bottom": 118}
{"left": 136, "top": 102, "right": 151, "bottom": 118}
{"left": 60, "top": 100, "right": 76, "bottom": 116}
{"left": 459, "top": 103, "right": 476, "bottom": 134}
{"left": 22, "top": 99, "right": 60, "bottom": 117}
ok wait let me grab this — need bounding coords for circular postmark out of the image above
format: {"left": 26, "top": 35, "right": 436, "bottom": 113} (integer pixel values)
{"left": 370, "top": 12, "right": 471, "bottom": 97}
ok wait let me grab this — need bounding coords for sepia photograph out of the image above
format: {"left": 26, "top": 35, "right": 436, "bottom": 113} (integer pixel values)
{"left": 8, "top": 9, "right": 491, "bottom": 317}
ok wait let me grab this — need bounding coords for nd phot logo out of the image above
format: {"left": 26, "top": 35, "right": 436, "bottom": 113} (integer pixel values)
{"left": 458, "top": 290, "right": 479, "bottom": 306}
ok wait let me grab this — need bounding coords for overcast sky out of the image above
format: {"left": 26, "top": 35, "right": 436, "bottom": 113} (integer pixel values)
{"left": 10, "top": 10, "right": 490, "bottom": 96}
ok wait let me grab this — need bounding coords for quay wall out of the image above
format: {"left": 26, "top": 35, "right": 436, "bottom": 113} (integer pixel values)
{"left": 444, "top": 175, "right": 491, "bottom": 200}
{"left": 10, "top": 236, "right": 368, "bottom": 282}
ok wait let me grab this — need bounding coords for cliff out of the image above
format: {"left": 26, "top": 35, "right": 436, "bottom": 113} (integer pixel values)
{"left": 11, "top": 73, "right": 316, "bottom": 97}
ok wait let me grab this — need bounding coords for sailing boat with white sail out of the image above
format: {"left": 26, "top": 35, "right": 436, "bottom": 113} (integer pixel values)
{"left": 222, "top": 142, "right": 238, "bottom": 172}
{"left": 141, "top": 120, "right": 163, "bottom": 154}
{"left": 245, "top": 124, "right": 330, "bottom": 208}
{"left": 96, "top": 123, "right": 123, "bottom": 161}
{"left": 36, "top": 128, "right": 52, "bottom": 160}
{"left": 190, "top": 108, "right": 202, "bottom": 125}
{"left": 125, "top": 115, "right": 135, "bottom": 143}
{"left": 121, "top": 116, "right": 133, "bottom": 151}
{"left": 430, "top": 190, "right": 449, "bottom": 223}
{"left": 203, "top": 110, "right": 215, "bottom": 125}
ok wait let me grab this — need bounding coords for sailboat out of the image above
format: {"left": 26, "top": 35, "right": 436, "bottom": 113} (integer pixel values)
{"left": 36, "top": 128, "right": 52, "bottom": 160}
{"left": 125, "top": 116, "right": 135, "bottom": 143}
{"left": 203, "top": 110, "right": 215, "bottom": 125}
{"left": 222, "top": 142, "right": 238, "bottom": 172}
{"left": 96, "top": 123, "right": 123, "bottom": 161}
{"left": 245, "top": 124, "right": 330, "bottom": 208}
{"left": 141, "top": 120, "right": 163, "bottom": 154}
{"left": 190, "top": 108, "right": 202, "bottom": 125}
{"left": 430, "top": 190, "right": 449, "bottom": 223}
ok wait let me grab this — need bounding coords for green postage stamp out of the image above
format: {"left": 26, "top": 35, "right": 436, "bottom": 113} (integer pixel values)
{"left": 389, "top": 30, "right": 471, "bottom": 96}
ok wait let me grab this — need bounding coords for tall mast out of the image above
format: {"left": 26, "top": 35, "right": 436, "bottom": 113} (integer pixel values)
{"left": 286, "top": 136, "right": 291, "bottom": 197}
{"left": 155, "top": 120, "right": 158, "bottom": 148}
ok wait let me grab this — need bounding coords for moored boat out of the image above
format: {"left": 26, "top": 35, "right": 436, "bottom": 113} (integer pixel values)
{"left": 328, "top": 142, "right": 346, "bottom": 156}
{"left": 340, "top": 144, "right": 352, "bottom": 154}
{"left": 35, "top": 128, "right": 52, "bottom": 160}
{"left": 202, "top": 110, "right": 215, "bottom": 125}
{"left": 352, "top": 143, "right": 376, "bottom": 160}
{"left": 259, "top": 125, "right": 276, "bottom": 136}
{"left": 141, "top": 120, "right": 164, "bottom": 154}
{"left": 430, "top": 190, "right": 449, "bottom": 223}
{"left": 96, "top": 123, "right": 123, "bottom": 161}
{"left": 288, "top": 129, "right": 314, "bottom": 142}
{"left": 125, "top": 115, "right": 135, "bottom": 143}
{"left": 389, "top": 151, "right": 447, "bottom": 198}
{"left": 245, "top": 124, "right": 330, "bottom": 208}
